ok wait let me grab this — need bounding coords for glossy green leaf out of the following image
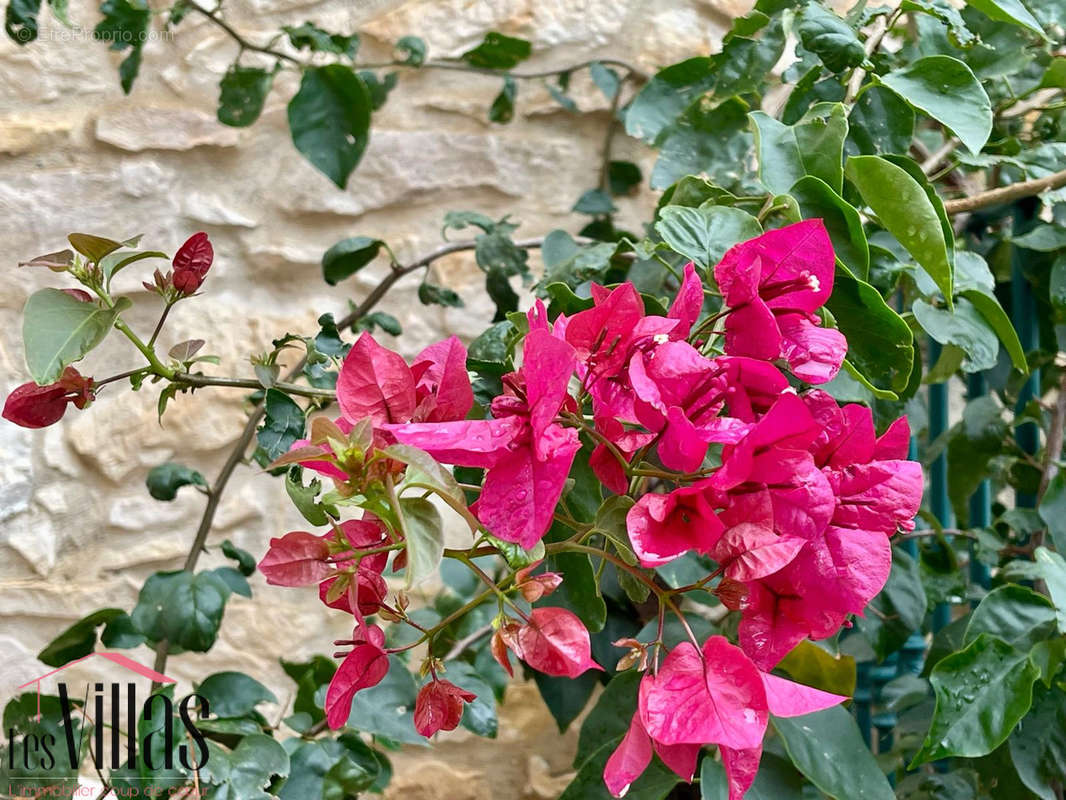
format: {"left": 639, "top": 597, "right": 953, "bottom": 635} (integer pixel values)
{"left": 825, "top": 268, "right": 914, "bottom": 393}
{"left": 879, "top": 55, "right": 992, "bottom": 154}
{"left": 913, "top": 298, "right": 999, "bottom": 372}
{"left": 443, "top": 661, "right": 497, "bottom": 738}
{"left": 773, "top": 706, "right": 895, "bottom": 799}
{"left": 1039, "top": 473, "right": 1066, "bottom": 553}
{"left": 964, "top": 585, "right": 1057, "bottom": 651}
{"left": 625, "top": 57, "right": 716, "bottom": 144}
{"left": 196, "top": 671, "right": 278, "bottom": 718}
{"left": 651, "top": 96, "right": 752, "bottom": 191}
{"left": 257, "top": 389, "right": 305, "bottom": 463}
{"left": 94, "top": 0, "right": 149, "bottom": 93}
{"left": 1012, "top": 224, "right": 1066, "bottom": 252}
{"left": 399, "top": 497, "right": 444, "bottom": 589}
{"left": 961, "top": 289, "right": 1028, "bottom": 372}
{"left": 37, "top": 608, "right": 123, "bottom": 667}
{"left": 945, "top": 397, "right": 1008, "bottom": 526}
{"left": 288, "top": 65, "right": 372, "bottom": 188}
{"left": 848, "top": 85, "right": 915, "bottom": 155}
{"left": 22, "top": 289, "right": 129, "bottom": 384}
{"left": 911, "top": 633, "right": 1039, "bottom": 765}
{"left": 778, "top": 640, "right": 856, "bottom": 697}
{"left": 845, "top": 155, "right": 953, "bottom": 302}
{"left": 220, "top": 538, "right": 256, "bottom": 577}
{"left": 461, "top": 31, "right": 531, "bottom": 68}
{"left": 285, "top": 467, "right": 334, "bottom": 527}
{"left": 5, "top": 0, "right": 40, "bottom": 44}
{"left": 145, "top": 462, "right": 207, "bottom": 501}
{"left": 1009, "top": 684, "right": 1066, "bottom": 800}
{"left": 218, "top": 65, "right": 274, "bottom": 127}
{"left": 201, "top": 734, "right": 290, "bottom": 798}
{"left": 655, "top": 203, "right": 761, "bottom": 270}
{"left": 967, "top": 0, "right": 1046, "bottom": 37}
{"left": 1035, "top": 547, "right": 1066, "bottom": 633}
{"left": 751, "top": 103, "right": 848, "bottom": 194}
{"left": 789, "top": 175, "right": 869, "bottom": 277}
{"left": 794, "top": 3, "right": 865, "bottom": 73}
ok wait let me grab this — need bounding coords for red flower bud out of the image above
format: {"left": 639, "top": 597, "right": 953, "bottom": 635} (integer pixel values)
{"left": 3, "top": 367, "right": 94, "bottom": 429}
{"left": 414, "top": 679, "right": 477, "bottom": 738}
{"left": 172, "top": 232, "right": 213, "bottom": 295}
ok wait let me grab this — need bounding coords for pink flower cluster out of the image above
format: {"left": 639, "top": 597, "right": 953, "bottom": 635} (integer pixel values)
{"left": 260, "top": 221, "right": 922, "bottom": 797}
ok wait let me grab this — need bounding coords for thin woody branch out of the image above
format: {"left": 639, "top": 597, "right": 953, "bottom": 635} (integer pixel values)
{"left": 944, "top": 168, "right": 1066, "bottom": 215}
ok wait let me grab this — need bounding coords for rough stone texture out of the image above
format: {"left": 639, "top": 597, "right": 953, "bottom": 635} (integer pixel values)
{"left": 0, "top": 0, "right": 736, "bottom": 794}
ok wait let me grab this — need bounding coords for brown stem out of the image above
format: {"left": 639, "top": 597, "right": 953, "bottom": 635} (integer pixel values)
{"left": 172, "top": 371, "right": 336, "bottom": 399}
{"left": 1037, "top": 372, "right": 1066, "bottom": 503}
{"left": 944, "top": 169, "right": 1066, "bottom": 215}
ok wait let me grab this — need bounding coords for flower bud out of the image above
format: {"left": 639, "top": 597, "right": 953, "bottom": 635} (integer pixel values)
{"left": 172, "top": 232, "right": 213, "bottom": 295}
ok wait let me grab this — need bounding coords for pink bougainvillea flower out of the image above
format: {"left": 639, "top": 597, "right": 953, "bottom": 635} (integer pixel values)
{"left": 667, "top": 262, "right": 704, "bottom": 338}
{"left": 318, "top": 517, "right": 391, "bottom": 617}
{"left": 414, "top": 679, "right": 477, "bottom": 737}
{"left": 626, "top": 482, "right": 724, "bottom": 568}
{"left": 513, "top": 607, "right": 602, "bottom": 678}
{"left": 565, "top": 282, "right": 646, "bottom": 379}
{"left": 714, "top": 220, "right": 845, "bottom": 383}
{"left": 608, "top": 635, "right": 846, "bottom": 798}
{"left": 409, "top": 335, "right": 475, "bottom": 423}
{"left": 710, "top": 522, "right": 806, "bottom": 583}
{"left": 258, "top": 531, "right": 333, "bottom": 587}
{"left": 172, "top": 232, "right": 213, "bottom": 294}
{"left": 639, "top": 636, "right": 768, "bottom": 750}
{"left": 325, "top": 624, "right": 389, "bottom": 729}
{"left": 388, "top": 330, "right": 579, "bottom": 548}
{"left": 3, "top": 367, "right": 94, "bottom": 429}
{"left": 588, "top": 414, "right": 655, "bottom": 495}
{"left": 337, "top": 333, "right": 418, "bottom": 425}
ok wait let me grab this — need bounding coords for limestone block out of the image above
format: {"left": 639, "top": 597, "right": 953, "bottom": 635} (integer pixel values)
{"left": 95, "top": 108, "right": 242, "bottom": 152}
{"left": 0, "top": 417, "right": 33, "bottom": 522}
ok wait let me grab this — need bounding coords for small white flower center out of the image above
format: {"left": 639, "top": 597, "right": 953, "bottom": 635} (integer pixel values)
{"left": 653, "top": 333, "right": 670, "bottom": 344}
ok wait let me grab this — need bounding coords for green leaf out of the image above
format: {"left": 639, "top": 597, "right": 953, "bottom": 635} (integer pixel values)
{"left": 22, "top": 288, "right": 129, "bottom": 384}
{"left": 879, "top": 55, "right": 993, "bottom": 154}
{"left": 607, "top": 161, "right": 642, "bottom": 196}
{"left": 100, "top": 612, "right": 145, "bottom": 648}
{"left": 625, "top": 57, "right": 716, "bottom": 144}
{"left": 789, "top": 176, "right": 869, "bottom": 277}
{"left": 399, "top": 497, "right": 443, "bottom": 589}
{"left": 201, "top": 734, "right": 290, "bottom": 799}
{"left": 285, "top": 467, "right": 333, "bottom": 527}
{"left": 257, "top": 389, "right": 305, "bottom": 463}
{"left": 777, "top": 640, "right": 856, "bottom": 697}
{"left": 162, "top": 571, "right": 231, "bottom": 653}
{"left": 220, "top": 539, "right": 256, "bottom": 577}
{"left": 1012, "top": 224, "right": 1066, "bottom": 252}
{"left": 145, "top": 462, "right": 207, "bottom": 501}
{"left": 1009, "top": 684, "right": 1066, "bottom": 800}
{"left": 794, "top": 3, "right": 865, "bottom": 73}
{"left": 461, "top": 31, "right": 531, "bottom": 69}
{"left": 218, "top": 65, "right": 274, "bottom": 127}
{"left": 395, "top": 35, "right": 426, "bottom": 66}
{"left": 961, "top": 289, "right": 1028, "bottom": 372}
{"left": 418, "top": 282, "right": 463, "bottom": 308}
{"left": 845, "top": 155, "right": 953, "bottom": 302}
{"left": 37, "top": 608, "right": 123, "bottom": 667}
{"left": 94, "top": 0, "right": 149, "bottom": 93}
{"left": 651, "top": 96, "right": 752, "bottom": 191}
{"left": 546, "top": 552, "right": 607, "bottom": 633}
{"left": 321, "top": 236, "right": 384, "bottom": 285}
{"left": 5, "top": 0, "right": 40, "bottom": 44}
{"left": 911, "top": 633, "right": 1039, "bottom": 765}
{"left": 825, "top": 268, "right": 914, "bottom": 393}
{"left": 655, "top": 204, "right": 761, "bottom": 270}
{"left": 848, "top": 85, "right": 915, "bottom": 155}
{"left": 751, "top": 104, "right": 848, "bottom": 194}
{"left": 964, "top": 585, "right": 1057, "bottom": 651}
{"left": 443, "top": 662, "right": 497, "bottom": 738}
{"left": 773, "top": 705, "right": 895, "bottom": 799}
{"left": 488, "top": 76, "right": 516, "bottom": 123}
{"left": 1039, "top": 473, "right": 1066, "bottom": 553}
{"left": 288, "top": 65, "right": 372, "bottom": 189}
{"left": 966, "top": 0, "right": 1047, "bottom": 37}
{"left": 1034, "top": 547, "right": 1066, "bottom": 633}
{"left": 900, "top": 0, "right": 978, "bottom": 48}
{"left": 944, "top": 397, "right": 1008, "bottom": 526}
{"left": 197, "top": 672, "right": 277, "bottom": 718}
{"left": 856, "top": 546, "right": 927, "bottom": 660}
{"left": 713, "top": 20, "right": 785, "bottom": 98}
{"left": 67, "top": 233, "right": 123, "bottom": 263}
{"left": 589, "top": 61, "right": 620, "bottom": 100}
{"left": 283, "top": 21, "right": 358, "bottom": 56}
{"left": 572, "top": 188, "right": 616, "bottom": 215}
{"left": 700, "top": 758, "right": 729, "bottom": 799}
{"left": 913, "top": 298, "right": 999, "bottom": 372}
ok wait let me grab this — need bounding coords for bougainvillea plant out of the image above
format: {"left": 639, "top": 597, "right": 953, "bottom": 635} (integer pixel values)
{"left": 6, "top": 1, "right": 1066, "bottom": 799}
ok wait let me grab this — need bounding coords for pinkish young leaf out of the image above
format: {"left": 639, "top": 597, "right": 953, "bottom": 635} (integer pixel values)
{"left": 258, "top": 531, "right": 332, "bottom": 586}
{"left": 414, "top": 679, "right": 477, "bottom": 737}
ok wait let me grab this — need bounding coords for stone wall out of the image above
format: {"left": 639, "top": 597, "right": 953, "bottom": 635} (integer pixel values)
{"left": 0, "top": 0, "right": 737, "bottom": 795}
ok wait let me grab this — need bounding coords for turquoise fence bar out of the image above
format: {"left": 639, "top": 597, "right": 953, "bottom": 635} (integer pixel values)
{"left": 967, "top": 373, "right": 992, "bottom": 595}
{"left": 928, "top": 340, "right": 953, "bottom": 632}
